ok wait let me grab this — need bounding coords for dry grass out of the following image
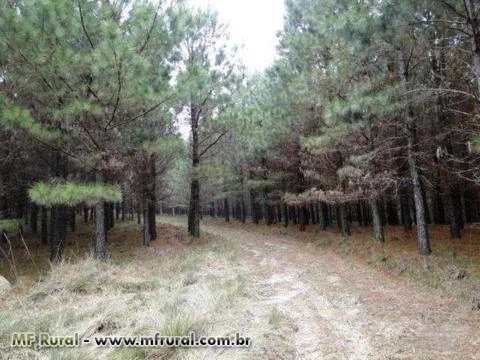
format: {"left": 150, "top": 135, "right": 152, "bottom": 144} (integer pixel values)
{"left": 2, "top": 216, "right": 479, "bottom": 359}
{"left": 0, "top": 221, "right": 254, "bottom": 360}
{"left": 199, "top": 217, "right": 480, "bottom": 309}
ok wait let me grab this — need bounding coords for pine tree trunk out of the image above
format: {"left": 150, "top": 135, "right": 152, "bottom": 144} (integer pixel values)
{"left": 70, "top": 208, "right": 76, "bottom": 232}
{"left": 188, "top": 177, "right": 200, "bottom": 237}
{"left": 317, "top": 202, "right": 326, "bottom": 231}
{"left": 460, "top": 189, "right": 468, "bottom": 227}
{"left": 298, "top": 205, "right": 306, "bottom": 231}
{"left": 109, "top": 202, "right": 114, "bottom": 229}
{"left": 283, "top": 203, "right": 289, "bottom": 227}
{"left": 339, "top": 203, "right": 351, "bottom": 237}
{"left": 95, "top": 171, "right": 107, "bottom": 260}
{"left": 266, "top": 204, "right": 272, "bottom": 226}
{"left": 41, "top": 206, "right": 48, "bottom": 245}
{"left": 370, "top": 198, "right": 384, "bottom": 242}
{"left": 50, "top": 205, "right": 67, "bottom": 263}
{"left": 149, "top": 157, "right": 157, "bottom": 240}
{"left": 115, "top": 202, "right": 120, "bottom": 220}
{"left": 464, "top": 0, "right": 480, "bottom": 97}
{"left": 291, "top": 205, "right": 297, "bottom": 225}
{"left": 143, "top": 207, "right": 150, "bottom": 246}
{"left": 357, "top": 202, "right": 364, "bottom": 227}
{"left": 290, "top": 206, "right": 298, "bottom": 225}
{"left": 148, "top": 202, "right": 156, "bottom": 240}
{"left": 398, "top": 50, "right": 431, "bottom": 255}
{"left": 210, "top": 202, "right": 215, "bottom": 217}
{"left": 30, "top": 203, "right": 38, "bottom": 234}
{"left": 121, "top": 198, "right": 126, "bottom": 221}
{"left": 240, "top": 196, "right": 246, "bottom": 224}
{"left": 336, "top": 206, "right": 342, "bottom": 230}
{"left": 445, "top": 185, "right": 462, "bottom": 239}
{"left": 251, "top": 190, "right": 259, "bottom": 224}
{"left": 400, "top": 187, "right": 412, "bottom": 231}
{"left": 408, "top": 142, "right": 431, "bottom": 254}
{"left": 104, "top": 203, "right": 109, "bottom": 237}
{"left": 83, "top": 207, "right": 89, "bottom": 222}
{"left": 432, "top": 182, "right": 445, "bottom": 224}
{"left": 188, "top": 104, "right": 201, "bottom": 238}
{"left": 224, "top": 198, "right": 230, "bottom": 222}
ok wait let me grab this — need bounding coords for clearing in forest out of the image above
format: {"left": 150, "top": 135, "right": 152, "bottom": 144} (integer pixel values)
{"left": 2, "top": 218, "right": 478, "bottom": 359}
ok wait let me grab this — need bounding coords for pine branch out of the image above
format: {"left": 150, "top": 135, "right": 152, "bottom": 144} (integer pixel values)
{"left": 106, "top": 93, "right": 176, "bottom": 130}
{"left": 78, "top": 0, "right": 95, "bottom": 49}
{"left": 138, "top": 4, "right": 160, "bottom": 54}
{"left": 105, "top": 55, "right": 123, "bottom": 130}
{"left": 198, "top": 131, "right": 227, "bottom": 159}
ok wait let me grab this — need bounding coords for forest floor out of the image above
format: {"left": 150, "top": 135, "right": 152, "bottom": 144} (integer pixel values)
{"left": 0, "top": 217, "right": 479, "bottom": 359}
{"left": 165, "top": 217, "right": 480, "bottom": 360}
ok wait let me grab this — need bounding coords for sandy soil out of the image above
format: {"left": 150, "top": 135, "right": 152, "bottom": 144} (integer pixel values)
{"left": 197, "top": 221, "right": 480, "bottom": 360}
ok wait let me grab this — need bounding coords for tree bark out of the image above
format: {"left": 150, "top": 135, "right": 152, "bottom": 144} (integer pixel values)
{"left": 49, "top": 205, "right": 67, "bottom": 263}
{"left": 460, "top": 189, "right": 468, "bottom": 227}
{"left": 317, "top": 202, "right": 326, "bottom": 231}
{"left": 70, "top": 207, "right": 76, "bottom": 232}
{"left": 148, "top": 156, "right": 157, "bottom": 240}
{"left": 143, "top": 207, "right": 150, "bottom": 246}
{"left": 291, "top": 205, "right": 297, "bottom": 225}
{"left": 188, "top": 176, "right": 200, "bottom": 237}
{"left": 121, "top": 197, "right": 126, "bottom": 221}
{"left": 401, "top": 188, "right": 412, "bottom": 232}
{"left": 298, "top": 205, "right": 306, "bottom": 231}
{"left": 398, "top": 50, "right": 431, "bottom": 255}
{"left": 115, "top": 202, "right": 120, "bottom": 220}
{"left": 41, "top": 206, "right": 48, "bottom": 245}
{"left": 109, "top": 202, "right": 114, "bottom": 229}
{"left": 370, "top": 198, "right": 384, "bottom": 242}
{"left": 30, "top": 203, "right": 38, "bottom": 234}
{"left": 339, "top": 203, "right": 351, "bottom": 237}
{"left": 224, "top": 198, "right": 230, "bottom": 222}
{"left": 250, "top": 190, "right": 259, "bottom": 224}
{"left": 407, "top": 130, "right": 431, "bottom": 254}
{"left": 240, "top": 196, "right": 246, "bottom": 224}
{"left": 445, "top": 184, "right": 462, "bottom": 239}
{"left": 95, "top": 171, "right": 107, "bottom": 260}
{"left": 266, "top": 204, "right": 272, "bottom": 226}
{"left": 463, "top": 0, "right": 480, "bottom": 96}
{"left": 188, "top": 105, "right": 201, "bottom": 238}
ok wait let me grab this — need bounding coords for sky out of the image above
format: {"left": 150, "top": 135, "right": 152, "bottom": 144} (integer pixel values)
{"left": 188, "top": 0, "right": 285, "bottom": 72}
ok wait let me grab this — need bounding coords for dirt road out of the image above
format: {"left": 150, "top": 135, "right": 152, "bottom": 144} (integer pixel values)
{"left": 195, "top": 221, "right": 480, "bottom": 360}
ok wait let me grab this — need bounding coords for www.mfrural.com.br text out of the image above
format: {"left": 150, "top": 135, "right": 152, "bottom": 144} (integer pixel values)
{"left": 11, "top": 332, "right": 251, "bottom": 349}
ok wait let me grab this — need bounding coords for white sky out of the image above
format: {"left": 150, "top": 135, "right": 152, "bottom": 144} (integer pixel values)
{"left": 188, "top": 0, "right": 285, "bottom": 72}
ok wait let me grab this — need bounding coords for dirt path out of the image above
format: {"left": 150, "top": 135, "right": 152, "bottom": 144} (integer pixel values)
{"left": 197, "top": 221, "right": 480, "bottom": 360}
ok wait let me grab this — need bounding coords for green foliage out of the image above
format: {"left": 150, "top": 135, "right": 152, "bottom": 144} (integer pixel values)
{"left": 0, "top": 219, "right": 21, "bottom": 233}
{"left": 0, "top": 96, "right": 65, "bottom": 143}
{"left": 473, "top": 137, "right": 480, "bottom": 153}
{"left": 140, "top": 136, "right": 185, "bottom": 157}
{"left": 301, "top": 135, "right": 337, "bottom": 154}
{"left": 29, "top": 181, "right": 122, "bottom": 207}
{"left": 247, "top": 179, "right": 276, "bottom": 190}
{"left": 199, "top": 164, "right": 233, "bottom": 183}
{"left": 337, "top": 165, "right": 362, "bottom": 181}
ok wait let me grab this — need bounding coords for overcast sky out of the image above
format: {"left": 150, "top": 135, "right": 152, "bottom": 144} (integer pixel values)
{"left": 188, "top": 0, "right": 285, "bottom": 72}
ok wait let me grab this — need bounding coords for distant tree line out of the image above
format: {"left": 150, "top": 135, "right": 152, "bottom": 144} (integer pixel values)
{"left": 196, "top": 0, "right": 480, "bottom": 256}
{"left": 0, "top": 0, "right": 237, "bottom": 262}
